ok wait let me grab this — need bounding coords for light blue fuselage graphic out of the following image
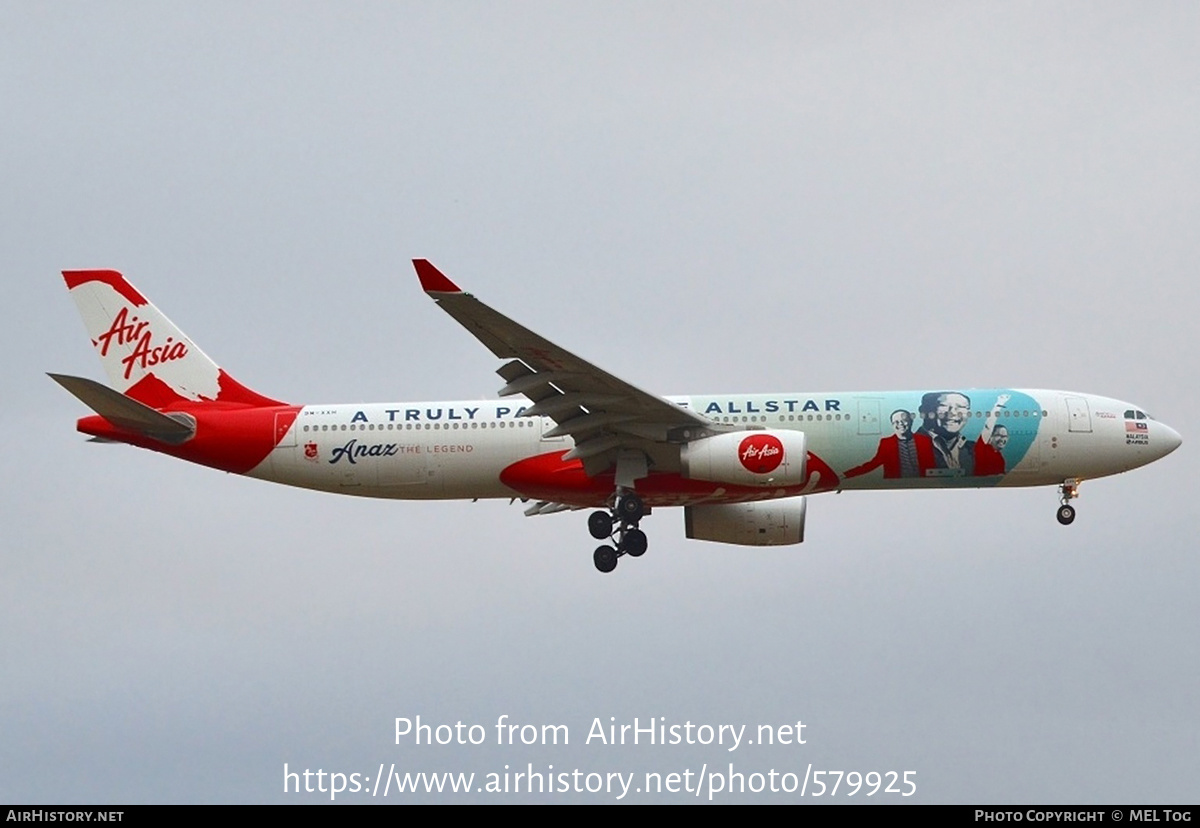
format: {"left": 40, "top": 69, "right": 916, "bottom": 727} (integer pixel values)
{"left": 685, "top": 389, "right": 1042, "bottom": 491}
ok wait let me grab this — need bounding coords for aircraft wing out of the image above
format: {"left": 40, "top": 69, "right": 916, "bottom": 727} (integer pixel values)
{"left": 414, "top": 259, "right": 718, "bottom": 476}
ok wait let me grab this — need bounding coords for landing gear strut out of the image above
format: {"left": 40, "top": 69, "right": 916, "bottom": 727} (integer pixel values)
{"left": 1057, "top": 480, "right": 1080, "bottom": 525}
{"left": 589, "top": 491, "right": 648, "bottom": 573}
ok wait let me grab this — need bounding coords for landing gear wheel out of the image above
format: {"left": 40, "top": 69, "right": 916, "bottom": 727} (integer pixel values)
{"left": 588, "top": 511, "right": 614, "bottom": 540}
{"left": 593, "top": 545, "right": 618, "bottom": 573}
{"left": 621, "top": 528, "right": 648, "bottom": 558}
{"left": 616, "top": 493, "right": 645, "bottom": 523}
{"left": 1056, "top": 504, "right": 1076, "bottom": 525}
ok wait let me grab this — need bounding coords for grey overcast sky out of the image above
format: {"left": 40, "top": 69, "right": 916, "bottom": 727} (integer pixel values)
{"left": 3, "top": 2, "right": 1196, "bottom": 803}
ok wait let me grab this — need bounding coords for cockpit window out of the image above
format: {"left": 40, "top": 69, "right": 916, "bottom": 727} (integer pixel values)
{"left": 1124, "top": 410, "right": 1136, "bottom": 420}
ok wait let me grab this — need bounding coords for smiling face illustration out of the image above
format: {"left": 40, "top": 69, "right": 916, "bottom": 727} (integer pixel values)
{"left": 934, "top": 393, "right": 971, "bottom": 436}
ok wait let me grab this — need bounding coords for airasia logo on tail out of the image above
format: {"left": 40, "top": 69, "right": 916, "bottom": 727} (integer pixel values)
{"left": 738, "top": 434, "right": 784, "bottom": 474}
{"left": 96, "top": 307, "right": 189, "bottom": 380}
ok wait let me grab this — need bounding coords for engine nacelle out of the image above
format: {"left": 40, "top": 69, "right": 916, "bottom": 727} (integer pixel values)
{"left": 680, "top": 430, "right": 807, "bottom": 487}
{"left": 684, "top": 498, "right": 807, "bottom": 546}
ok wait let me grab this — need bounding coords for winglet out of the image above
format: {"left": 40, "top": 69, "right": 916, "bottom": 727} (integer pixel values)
{"left": 413, "top": 259, "right": 462, "bottom": 294}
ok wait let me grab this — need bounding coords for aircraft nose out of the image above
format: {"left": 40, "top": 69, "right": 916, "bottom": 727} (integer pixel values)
{"left": 1159, "top": 423, "right": 1183, "bottom": 456}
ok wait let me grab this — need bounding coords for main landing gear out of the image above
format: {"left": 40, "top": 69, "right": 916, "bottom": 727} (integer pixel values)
{"left": 589, "top": 491, "right": 648, "bottom": 573}
{"left": 1056, "top": 479, "right": 1080, "bottom": 525}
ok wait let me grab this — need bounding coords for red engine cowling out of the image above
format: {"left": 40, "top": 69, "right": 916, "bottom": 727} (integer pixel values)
{"left": 679, "top": 430, "right": 807, "bottom": 487}
{"left": 684, "top": 498, "right": 808, "bottom": 546}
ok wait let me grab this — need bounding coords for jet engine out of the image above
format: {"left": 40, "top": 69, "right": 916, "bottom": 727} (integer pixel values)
{"left": 679, "top": 430, "right": 807, "bottom": 487}
{"left": 684, "top": 498, "right": 807, "bottom": 546}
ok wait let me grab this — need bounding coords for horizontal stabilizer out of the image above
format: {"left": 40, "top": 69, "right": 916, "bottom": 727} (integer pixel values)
{"left": 48, "top": 373, "right": 196, "bottom": 444}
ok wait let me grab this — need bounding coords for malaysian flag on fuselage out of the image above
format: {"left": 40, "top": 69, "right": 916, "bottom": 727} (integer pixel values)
{"left": 1126, "top": 421, "right": 1149, "bottom": 432}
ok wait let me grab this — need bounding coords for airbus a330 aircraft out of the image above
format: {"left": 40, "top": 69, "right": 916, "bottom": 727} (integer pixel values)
{"left": 53, "top": 263, "right": 1181, "bottom": 572}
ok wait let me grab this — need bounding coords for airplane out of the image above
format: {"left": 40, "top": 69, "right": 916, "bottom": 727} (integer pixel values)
{"left": 52, "top": 262, "right": 1182, "bottom": 573}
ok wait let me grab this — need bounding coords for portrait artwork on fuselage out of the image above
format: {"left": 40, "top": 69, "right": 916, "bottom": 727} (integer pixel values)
{"left": 844, "top": 390, "right": 1037, "bottom": 483}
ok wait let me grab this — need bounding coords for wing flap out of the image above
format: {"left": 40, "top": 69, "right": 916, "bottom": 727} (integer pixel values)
{"left": 522, "top": 500, "right": 582, "bottom": 516}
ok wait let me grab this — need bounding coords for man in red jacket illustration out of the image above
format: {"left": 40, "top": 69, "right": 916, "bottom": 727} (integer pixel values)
{"left": 844, "top": 409, "right": 937, "bottom": 480}
{"left": 973, "top": 394, "right": 1011, "bottom": 476}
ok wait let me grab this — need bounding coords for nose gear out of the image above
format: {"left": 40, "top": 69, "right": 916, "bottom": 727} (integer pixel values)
{"left": 1056, "top": 479, "right": 1080, "bottom": 525}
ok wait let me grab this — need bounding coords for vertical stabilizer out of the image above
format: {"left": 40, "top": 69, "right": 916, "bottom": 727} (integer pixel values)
{"left": 63, "top": 270, "right": 282, "bottom": 408}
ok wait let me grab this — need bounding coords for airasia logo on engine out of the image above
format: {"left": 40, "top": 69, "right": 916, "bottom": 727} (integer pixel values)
{"left": 738, "top": 434, "right": 784, "bottom": 474}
